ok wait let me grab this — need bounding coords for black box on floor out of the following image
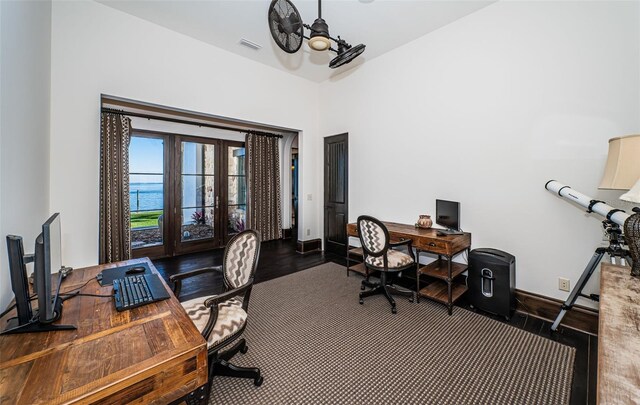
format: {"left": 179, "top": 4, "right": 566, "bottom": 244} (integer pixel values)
{"left": 467, "top": 248, "right": 516, "bottom": 320}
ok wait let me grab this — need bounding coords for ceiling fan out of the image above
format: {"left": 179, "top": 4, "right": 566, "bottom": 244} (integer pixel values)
{"left": 268, "top": 0, "right": 366, "bottom": 69}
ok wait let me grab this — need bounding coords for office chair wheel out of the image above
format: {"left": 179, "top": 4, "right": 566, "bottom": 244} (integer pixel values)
{"left": 360, "top": 284, "right": 365, "bottom": 291}
{"left": 391, "top": 307, "right": 397, "bottom": 314}
{"left": 409, "top": 295, "right": 414, "bottom": 303}
{"left": 359, "top": 298, "right": 364, "bottom": 305}
{"left": 254, "top": 375, "right": 264, "bottom": 386}
{"left": 240, "top": 343, "right": 249, "bottom": 354}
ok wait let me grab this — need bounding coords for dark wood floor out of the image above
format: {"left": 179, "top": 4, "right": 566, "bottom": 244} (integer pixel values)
{"left": 153, "top": 237, "right": 597, "bottom": 405}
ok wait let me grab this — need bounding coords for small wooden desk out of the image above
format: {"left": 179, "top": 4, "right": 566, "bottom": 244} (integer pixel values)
{"left": 597, "top": 263, "right": 640, "bottom": 404}
{"left": 346, "top": 222, "right": 471, "bottom": 315}
{"left": 0, "top": 258, "right": 208, "bottom": 405}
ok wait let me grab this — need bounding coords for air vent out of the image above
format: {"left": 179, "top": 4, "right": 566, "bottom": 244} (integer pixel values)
{"left": 240, "top": 39, "right": 262, "bottom": 50}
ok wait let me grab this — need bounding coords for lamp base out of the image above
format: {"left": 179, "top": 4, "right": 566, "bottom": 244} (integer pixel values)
{"left": 625, "top": 207, "right": 640, "bottom": 278}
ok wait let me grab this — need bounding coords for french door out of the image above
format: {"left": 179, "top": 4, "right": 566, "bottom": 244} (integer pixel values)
{"left": 130, "top": 131, "right": 246, "bottom": 259}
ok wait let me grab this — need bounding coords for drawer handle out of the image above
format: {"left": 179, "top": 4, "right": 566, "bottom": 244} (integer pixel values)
{"left": 428, "top": 242, "right": 436, "bottom": 247}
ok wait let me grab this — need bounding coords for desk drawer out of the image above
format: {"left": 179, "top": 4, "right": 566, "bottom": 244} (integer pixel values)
{"left": 419, "top": 239, "right": 449, "bottom": 255}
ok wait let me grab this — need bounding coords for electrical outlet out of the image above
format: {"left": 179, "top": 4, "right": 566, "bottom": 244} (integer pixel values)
{"left": 306, "top": 229, "right": 311, "bottom": 236}
{"left": 307, "top": 194, "right": 312, "bottom": 201}
{"left": 558, "top": 277, "right": 570, "bottom": 292}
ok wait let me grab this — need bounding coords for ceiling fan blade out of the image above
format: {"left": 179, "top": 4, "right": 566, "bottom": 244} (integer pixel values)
{"left": 268, "top": 0, "right": 303, "bottom": 54}
{"left": 329, "top": 43, "right": 366, "bottom": 69}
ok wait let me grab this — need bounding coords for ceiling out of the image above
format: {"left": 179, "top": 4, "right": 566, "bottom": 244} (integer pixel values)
{"left": 98, "top": 0, "right": 495, "bottom": 83}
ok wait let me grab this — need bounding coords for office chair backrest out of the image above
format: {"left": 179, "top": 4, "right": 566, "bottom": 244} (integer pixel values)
{"left": 357, "top": 215, "right": 389, "bottom": 258}
{"left": 223, "top": 229, "right": 261, "bottom": 290}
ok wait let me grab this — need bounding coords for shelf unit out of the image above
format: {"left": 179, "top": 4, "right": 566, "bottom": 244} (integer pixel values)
{"left": 416, "top": 256, "right": 468, "bottom": 312}
{"left": 346, "top": 246, "right": 367, "bottom": 277}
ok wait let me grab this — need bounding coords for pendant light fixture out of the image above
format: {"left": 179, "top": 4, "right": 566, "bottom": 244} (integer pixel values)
{"left": 268, "top": 0, "right": 366, "bottom": 69}
{"left": 307, "top": 0, "right": 331, "bottom": 51}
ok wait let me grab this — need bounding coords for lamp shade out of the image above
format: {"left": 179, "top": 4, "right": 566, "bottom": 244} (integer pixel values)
{"left": 308, "top": 18, "right": 330, "bottom": 51}
{"left": 620, "top": 179, "right": 640, "bottom": 203}
{"left": 599, "top": 134, "right": 640, "bottom": 190}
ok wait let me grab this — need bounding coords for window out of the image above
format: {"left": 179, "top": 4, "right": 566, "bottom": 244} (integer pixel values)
{"left": 129, "top": 135, "right": 165, "bottom": 250}
{"left": 227, "top": 145, "right": 246, "bottom": 236}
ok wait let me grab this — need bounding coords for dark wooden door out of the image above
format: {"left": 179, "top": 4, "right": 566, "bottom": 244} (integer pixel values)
{"left": 324, "top": 133, "right": 348, "bottom": 256}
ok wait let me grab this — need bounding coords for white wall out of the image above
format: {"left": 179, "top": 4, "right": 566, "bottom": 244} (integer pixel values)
{"left": 0, "top": 0, "right": 52, "bottom": 310}
{"left": 319, "top": 1, "right": 640, "bottom": 304}
{"left": 50, "top": 0, "right": 320, "bottom": 269}
{"left": 4, "top": 0, "right": 636, "bottom": 309}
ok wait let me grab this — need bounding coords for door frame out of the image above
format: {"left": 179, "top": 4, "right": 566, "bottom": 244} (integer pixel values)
{"left": 323, "top": 133, "right": 349, "bottom": 256}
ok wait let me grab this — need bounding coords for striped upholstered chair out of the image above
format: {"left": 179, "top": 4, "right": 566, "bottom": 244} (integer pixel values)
{"left": 357, "top": 215, "right": 415, "bottom": 314}
{"left": 170, "top": 229, "right": 263, "bottom": 394}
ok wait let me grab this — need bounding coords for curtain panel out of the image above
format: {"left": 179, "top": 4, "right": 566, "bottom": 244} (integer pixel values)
{"left": 246, "top": 134, "right": 282, "bottom": 241}
{"left": 99, "top": 113, "right": 132, "bottom": 263}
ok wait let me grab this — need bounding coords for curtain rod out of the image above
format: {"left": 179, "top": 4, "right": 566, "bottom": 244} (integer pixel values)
{"left": 101, "top": 108, "right": 284, "bottom": 138}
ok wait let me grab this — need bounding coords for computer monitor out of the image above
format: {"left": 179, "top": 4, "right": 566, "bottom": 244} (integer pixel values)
{"left": 5, "top": 235, "right": 32, "bottom": 326}
{"left": 34, "top": 213, "right": 63, "bottom": 323}
{"left": 436, "top": 199, "right": 460, "bottom": 231}
{"left": 2, "top": 213, "right": 75, "bottom": 334}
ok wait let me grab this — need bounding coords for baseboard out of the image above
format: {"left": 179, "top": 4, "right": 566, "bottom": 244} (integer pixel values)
{"left": 515, "top": 289, "right": 598, "bottom": 336}
{"left": 296, "top": 239, "right": 321, "bottom": 254}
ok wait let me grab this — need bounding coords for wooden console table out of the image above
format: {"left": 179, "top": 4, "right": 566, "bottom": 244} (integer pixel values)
{"left": 597, "top": 263, "right": 640, "bottom": 404}
{"left": 346, "top": 222, "right": 471, "bottom": 315}
{"left": 0, "top": 258, "right": 208, "bottom": 404}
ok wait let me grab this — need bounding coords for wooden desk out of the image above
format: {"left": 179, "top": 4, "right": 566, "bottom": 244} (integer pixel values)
{"left": 346, "top": 222, "right": 471, "bottom": 315}
{"left": 597, "top": 263, "right": 640, "bottom": 404}
{"left": 0, "top": 258, "right": 208, "bottom": 405}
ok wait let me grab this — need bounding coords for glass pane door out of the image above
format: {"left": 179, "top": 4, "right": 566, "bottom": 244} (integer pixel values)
{"left": 226, "top": 145, "right": 246, "bottom": 239}
{"left": 176, "top": 139, "right": 219, "bottom": 252}
{"left": 128, "top": 133, "right": 246, "bottom": 258}
{"left": 129, "top": 136, "right": 166, "bottom": 254}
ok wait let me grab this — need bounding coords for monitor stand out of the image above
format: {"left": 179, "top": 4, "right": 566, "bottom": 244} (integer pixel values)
{"left": 1, "top": 296, "right": 76, "bottom": 335}
{"left": 2, "top": 319, "right": 76, "bottom": 334}
{"left": 436, "top": 228, "right": 464, "bottom": 236}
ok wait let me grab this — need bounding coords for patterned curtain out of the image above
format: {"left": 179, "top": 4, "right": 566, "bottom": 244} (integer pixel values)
{"left": 99, "top": 113, "right": 132, "bottom": 263}
{"left": 246, "top": 133, "right": 282, "bottom": 241}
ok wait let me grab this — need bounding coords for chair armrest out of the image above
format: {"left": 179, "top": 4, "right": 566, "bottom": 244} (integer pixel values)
{"left": 389, "top": 239, "right": 415, "bottom": 261}
{"left": 169, "top": 265, "right": 222, "bottom": 282}
{"left": 389, "top": 239, "right": 412, "bottom": 248}
{"left": 204, "top": 280, "right": 253, "bottom": 308}
{"left": 170, "top": 265, "right": 222, "bottom": 297}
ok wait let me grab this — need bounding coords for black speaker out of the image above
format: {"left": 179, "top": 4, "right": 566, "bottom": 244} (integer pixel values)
{"left": 467, "top": 248, "right": 516, "bottom": 320}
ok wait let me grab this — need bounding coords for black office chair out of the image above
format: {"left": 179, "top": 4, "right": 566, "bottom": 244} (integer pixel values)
{"left": 357, "top": 215, "right": 415, "bottom": 314}
{"left": 170, "top": 229, "right": 263, "bottom": 400}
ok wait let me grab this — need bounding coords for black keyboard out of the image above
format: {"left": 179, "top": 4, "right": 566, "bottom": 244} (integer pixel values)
{"left": 113, "top": 274, "right": 170, "bottom": 311}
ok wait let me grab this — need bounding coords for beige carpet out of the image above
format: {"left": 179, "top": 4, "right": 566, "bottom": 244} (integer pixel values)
{"left": 209, "top": 262, "right": 575, "bottom": 404}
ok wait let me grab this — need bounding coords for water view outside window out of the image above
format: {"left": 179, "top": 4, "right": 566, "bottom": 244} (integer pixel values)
{"left": 227, "top": 146, "right": 246, "bottom": 235}
{"left": 181, "top": 141, "right": 215, "bottom": 242}
{"left": 129, "top": 136, "right": 164, "bottom": 248}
